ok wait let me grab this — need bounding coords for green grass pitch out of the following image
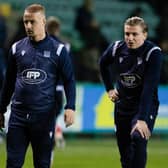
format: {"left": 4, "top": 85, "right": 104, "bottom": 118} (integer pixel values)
{"left": 0, "top": 138, "right": 168, "bottom": 168}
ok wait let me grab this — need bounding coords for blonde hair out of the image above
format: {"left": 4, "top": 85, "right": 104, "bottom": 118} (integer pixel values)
{"left": 125, "top": 16, "right": 148, "bottom": 33}
{"left": 25, "top": 4, "right": 45, "bottom": 16}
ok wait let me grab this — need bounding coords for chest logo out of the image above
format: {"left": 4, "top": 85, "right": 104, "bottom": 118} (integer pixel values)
{"left": 22, "top": 68, "right": 47, "bottom": 84}
{"left": 120, "top": 73, "right": 142, "bottom": 88}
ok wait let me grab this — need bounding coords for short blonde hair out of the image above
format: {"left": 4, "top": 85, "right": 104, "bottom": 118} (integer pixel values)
{"left": 125, "top": 16, "right": 148, "bottom": 33}
{"left": 25, "top": 4, "right": 45, "bottom": 15}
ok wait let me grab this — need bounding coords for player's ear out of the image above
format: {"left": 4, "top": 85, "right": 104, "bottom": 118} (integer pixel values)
{"left": 143, "top": 32, "right": 147, "bottom": 40}
{"left": 43, "top": 17, "right": 46, "bottom": 25}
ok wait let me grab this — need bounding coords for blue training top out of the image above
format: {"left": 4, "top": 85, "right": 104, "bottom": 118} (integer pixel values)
{"left": 0, "top": 35, "right": 76, "bottom": 114}
{"left": 99, "top": 40, "right": 162, "bottom": 121}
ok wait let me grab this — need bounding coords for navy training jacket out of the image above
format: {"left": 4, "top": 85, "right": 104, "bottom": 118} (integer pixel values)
{"left": 99, "top": 40, "right": 162, "bottom": 121}
{"left": 0, "top": 35, "right": 76, "bottom": 114}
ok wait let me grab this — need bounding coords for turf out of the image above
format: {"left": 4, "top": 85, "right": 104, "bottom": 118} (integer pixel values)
{"left": 0, "top": 138, "right": 167, "bottom": 168}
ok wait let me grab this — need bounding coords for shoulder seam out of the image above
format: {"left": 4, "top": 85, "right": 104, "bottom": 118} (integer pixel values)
{"left": 12, "top": 42, "right": 18, "bottom": 55}
{"left": 56, "top": 44, "right": 64, "bottom": 56}
{"left": 146, "top": 46, "right": 161, "bottom": 61}
{"left": 112, "top": 40, "right": 121, "bottom": 57}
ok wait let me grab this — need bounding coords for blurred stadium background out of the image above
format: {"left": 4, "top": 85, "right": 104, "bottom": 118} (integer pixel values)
{"left": 0, "top": 0, "right": 168, "bottom": 167}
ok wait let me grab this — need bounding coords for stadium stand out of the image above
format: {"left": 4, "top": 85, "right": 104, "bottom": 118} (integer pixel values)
{"left": 3, "top": 0, "right": 159, "bottom": 42}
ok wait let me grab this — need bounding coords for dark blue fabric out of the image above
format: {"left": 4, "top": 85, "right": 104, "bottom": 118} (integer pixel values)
{"left": 99, "top": 40, "right": 162, "bottom": 121}
{"left": 114, "top": 105, "right": 157, "bottom": 168}
{"left": 100, "top": 40, "right": 162, "bottom": 168}
{"left": 0, "top": 35, "right": 75, "bottom": 114}
{"left": 6, "top": 110, "right": 55, "bottom": 168}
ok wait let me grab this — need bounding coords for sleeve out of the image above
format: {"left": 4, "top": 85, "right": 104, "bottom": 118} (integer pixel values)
{"left": 99, "top": 43, "right": 116, "bottom": 91}
{"left": 138, "top": 49, "right": 162, "bottom": 121}
{"left": 0, "top": 49, "right": 17, "bottom": 114}
{"left": 58, "top": 46, "right": 76, "bottom": 110}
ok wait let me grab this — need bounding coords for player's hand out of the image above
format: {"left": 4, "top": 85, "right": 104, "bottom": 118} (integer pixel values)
{"left": 108, "top": 89, "right": 119, "bottom": 102}
{"left": 64, "top": 109, "right": 75, "bottom": 127}
{"left": 0, "top": 113, "right": 4, "bottom": 129}
{"left": 131, "top": 120, "right": 151, "bottom": 140}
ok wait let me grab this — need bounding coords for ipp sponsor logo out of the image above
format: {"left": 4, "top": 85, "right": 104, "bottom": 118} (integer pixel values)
{"left": 22, "top": 69, "right": 47, "bottom": 84}
{"left": 120, "top": 73, "right": 141, "bottom": 88}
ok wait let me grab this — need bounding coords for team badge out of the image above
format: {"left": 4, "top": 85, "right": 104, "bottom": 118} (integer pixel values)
{"left": 43, "top": 51, "right": 51, "bottom": 58}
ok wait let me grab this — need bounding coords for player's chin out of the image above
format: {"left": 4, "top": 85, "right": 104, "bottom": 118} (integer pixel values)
{"left": 26, "top": 32, "right": 34, "bottom": 37}
{"left": 127, "top": 44, "right": 135, "bottom": 49}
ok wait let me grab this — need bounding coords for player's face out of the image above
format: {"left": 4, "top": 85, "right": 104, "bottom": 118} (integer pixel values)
{"left": 23, "top": 11, "right": 46, "bottom": 41}
{"left": 124, "top": 25, "right": 147, "bottom": 49}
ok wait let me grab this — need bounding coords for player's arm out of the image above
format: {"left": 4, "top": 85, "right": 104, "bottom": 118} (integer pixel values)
{"left": 99, "top": 43, "right": 116, "bottom": 92}
{"left": 132, "top": 49, "right": 162, "bottom": 139}
{"left": 0, "top": 49, "right": 17, "bottom": 114}
{"left": 0, "top": 49, "right": 17, "bottom": 127}
{"left": 138, "top": 49, "right": 162, "bottom": 121}
{"left": 58, "top": 46, "right": 76, "bottom": 127}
